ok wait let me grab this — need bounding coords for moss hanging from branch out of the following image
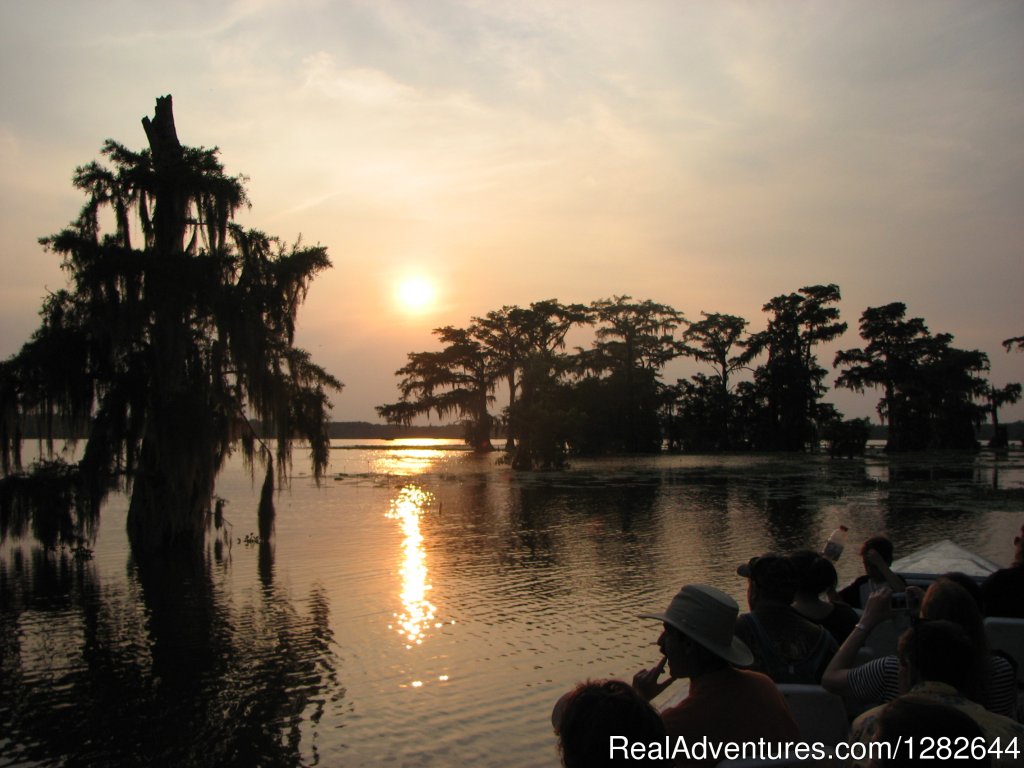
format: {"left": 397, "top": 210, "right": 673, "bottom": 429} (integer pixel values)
{"left": 0, "top": 95, "right": 342, "bottom": 553}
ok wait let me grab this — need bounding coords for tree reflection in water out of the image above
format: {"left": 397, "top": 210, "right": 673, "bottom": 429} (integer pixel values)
{"left": 0, "top": 541, "right": 344, "bottom": 767}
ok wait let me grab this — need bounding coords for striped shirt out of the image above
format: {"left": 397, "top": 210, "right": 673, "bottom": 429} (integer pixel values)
{"left": 847, "top": 653, "right": 1018, "bottom": 719}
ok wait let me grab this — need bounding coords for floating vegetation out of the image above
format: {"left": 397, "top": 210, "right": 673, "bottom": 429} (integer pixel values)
{"left": 41, "top": 535, "right": 94, "bottom": 560}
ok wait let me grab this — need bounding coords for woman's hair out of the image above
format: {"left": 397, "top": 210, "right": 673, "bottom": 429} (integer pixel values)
{"left": 920, "top": 576, "right": 989, "bottom": 702}
{"left": 789, "top": 549, "right": 838, "bottom": 596}
{"left": 898, "top": 620, "right": 978, "bottom": 699}
{"left": 556, "top": 679, "right": 670, "bottom": 767}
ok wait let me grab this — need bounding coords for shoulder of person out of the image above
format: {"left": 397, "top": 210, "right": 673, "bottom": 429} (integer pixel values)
{"left": 834, "top": 602, "right": 859, "bottom": 619}
{"left": 982, "top": 565, "right": 1023, "bottom": 587}
{"left": 795, "top": 609, "right": 830, "bottom": 636}
{"left": 735, "top": 667, "right": 786, "bottom": 693}
{"left": 989, "top": 652, "right": 1017, "bottom": 678}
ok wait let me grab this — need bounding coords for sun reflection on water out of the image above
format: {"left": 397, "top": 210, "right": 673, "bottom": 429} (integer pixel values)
{"left": 385, "top": 485, "right": 438, "bottom": 649}
{"left": 375, "top": 449, "right": 450, "bottom": 476}
{"left": 369, "top": 439, "right": 466, "bottom": 476}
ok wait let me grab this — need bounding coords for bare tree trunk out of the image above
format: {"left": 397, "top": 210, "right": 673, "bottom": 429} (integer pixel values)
{"left": 127, "top": 96, "right": 212, "bottom": 554}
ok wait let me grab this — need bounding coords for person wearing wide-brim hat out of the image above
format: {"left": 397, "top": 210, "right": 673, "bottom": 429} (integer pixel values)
{"left": 633, "top": 584, "right": 799, "bottom": 763}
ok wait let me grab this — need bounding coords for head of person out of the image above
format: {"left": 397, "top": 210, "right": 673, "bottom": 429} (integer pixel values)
{"left": 921, "top": 576, "right": 985, "bottom": 635}
{"left": 737, "top": 553, "right": 798, "bottom": 607}
{"left": 919, "top": 576, "right": 988, "bottom": 700}
{"left": 861, "top": 536, "right": 894, "bottom": 580}
{"left": 936, "top": 571, "right": 984, "bottom": 611}
{"left": 788, "top": 549, "right": 838, "bottom": 598}
{"left": 1014, "top": 523, "right": 1024, "bottom": 567}
{"left": 639, "top": 584, "right": 753, "bottom": 679}
{"left": 869, "top": 696, "right": 990, "bottom": 768}
{"left": 896, "top": 619, "right": 975, "bottom": 696}
{"left": 553, "top": 680, "right": 670, "bottom": 767}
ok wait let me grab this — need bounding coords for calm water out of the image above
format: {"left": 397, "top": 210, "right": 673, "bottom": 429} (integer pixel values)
{"left": 1, "top": 441, "right": 1022, "bottom": 767}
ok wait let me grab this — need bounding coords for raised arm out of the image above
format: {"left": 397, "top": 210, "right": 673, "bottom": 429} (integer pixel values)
{"left": 821, "top": 587, "right": 893, "bottom": 695}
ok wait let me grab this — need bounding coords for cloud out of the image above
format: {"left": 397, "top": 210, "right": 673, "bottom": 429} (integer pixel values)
{"left": 301, "top": 56, "right": 418, "bottom": 106}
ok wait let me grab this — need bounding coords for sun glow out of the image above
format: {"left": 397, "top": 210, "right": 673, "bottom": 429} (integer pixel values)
{"left": 395, "top": 276, "right": 436, "bottom": 314}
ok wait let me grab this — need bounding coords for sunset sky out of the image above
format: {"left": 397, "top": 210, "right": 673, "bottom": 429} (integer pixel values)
{"left": 2, "top": 0, "right": 1022, "bottom": 423}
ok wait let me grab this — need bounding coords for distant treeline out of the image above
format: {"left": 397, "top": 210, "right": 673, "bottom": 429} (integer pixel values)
{"left": 340, "top": 422, "right": 1024, "bottom": 442}
{"left": 869, "top": 422, "right": 1023, "bottom": 441}
{"left": 12, "top": 417, "right": 1023, "bottom": 443}
{"left": 325, "top": 421, "right": 464, "bottom": 439}
{"left": 13, "top": 418, "right": 466, "bottom": 441}
{"left": 376, "top": 291, "right": 1023, "bottom": 469}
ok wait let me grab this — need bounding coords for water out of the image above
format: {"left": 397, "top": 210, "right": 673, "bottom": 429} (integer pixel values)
{"left": 1, "top": 441, "right": 1022, "bottom": 767}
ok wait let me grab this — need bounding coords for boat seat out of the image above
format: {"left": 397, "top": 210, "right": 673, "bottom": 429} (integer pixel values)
{"left": 984, "top": 617, "right": 1024, "bottom": 681}
{"left": 776, "top": 684, "right": 850, "bottom": 748}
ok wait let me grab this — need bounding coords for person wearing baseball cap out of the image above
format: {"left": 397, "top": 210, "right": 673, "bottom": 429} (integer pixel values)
{"left": 735, "top": 553, "right": 837, "bottom": 684}
{"left": 633, "top": 584, "right": 799, "bottom": 763}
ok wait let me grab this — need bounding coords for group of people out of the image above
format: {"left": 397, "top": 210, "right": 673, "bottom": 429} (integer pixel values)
{"left": 551, "top": 526, "right": 1024, "bottom": 767}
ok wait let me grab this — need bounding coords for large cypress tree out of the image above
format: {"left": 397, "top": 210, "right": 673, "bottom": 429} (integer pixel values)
{"left": 742, "top": 285, "right": 847, "bottom": 451}
{"left": 835, "top": 303, "right": 988, "bottom": 451}
{"left": 0, "top": 96, "right": 341, "bottom": 553}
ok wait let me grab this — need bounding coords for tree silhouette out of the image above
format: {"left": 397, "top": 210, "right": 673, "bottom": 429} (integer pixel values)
{"left": 506, "top": 351, "right": 577, "bottom": 469}
{"left": 378, "top": 301, "right": 590, "bottom": 455}
{"left": 833, "top": 303, "right": 929, "bottom": 451}
{"left": 0, "top": 96, "right": 340, "bottom": 553}
{"left": 1003, "top": 336, "right": 1024, "bottom": 353}
{"left": 472, "top": 300, "right": 589, "bottom": 449}
{"left": 985, "top": 383, "right": 1022, "bottom": 449}
{"left": 743, "top": 285, "right": 846, "bottom": 451}
{"left": 835, "top": 303, "right": 988, "bottom": 450}
{"left": 670, "top": 372, "right": 739, "bottom": 451}
{"left": 377, "top": 325, "right": 496, "bottom": 451}
{"left": 993, "top": 337, "right": 1024, "bottom": 449}
{"left": 678, "top": 312, "right": 748, "bottom": 449}
{"left": 574, "top": 297, "right": 683, "bottom": 453}
{"left": 580, "top": 296, "right": 684, "bottom": 373}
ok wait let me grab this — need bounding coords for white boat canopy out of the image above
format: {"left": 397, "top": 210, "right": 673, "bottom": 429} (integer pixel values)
{"left": 890, "top": 539, "right": 1000, "bottom": 580}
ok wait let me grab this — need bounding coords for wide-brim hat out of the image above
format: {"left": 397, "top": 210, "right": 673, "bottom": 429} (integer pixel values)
{"left": 640, "top": 584, "right": 753, "bottom": 668}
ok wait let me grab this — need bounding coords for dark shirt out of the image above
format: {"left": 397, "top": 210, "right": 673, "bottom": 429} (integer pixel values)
{"left": 981, "top": 566, "right": 1024, "bottom": 618}
{"left": 735, "top": 605, "right": 838, "bottom": 684}
{"left": 837, "top": 575, "right": 869, "bottom": 607}
{"left": 795, "top": 601, "right": 860, "bottom": 644}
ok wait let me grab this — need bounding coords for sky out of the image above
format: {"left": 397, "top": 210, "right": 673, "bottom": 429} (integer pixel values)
{"left": 1, "top": 0, "right": 1022, "bottom": 424}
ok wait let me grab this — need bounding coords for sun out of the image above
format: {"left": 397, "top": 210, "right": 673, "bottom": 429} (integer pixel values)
{"left": 395, "top": 276, "right": 436, "bottom": 314}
